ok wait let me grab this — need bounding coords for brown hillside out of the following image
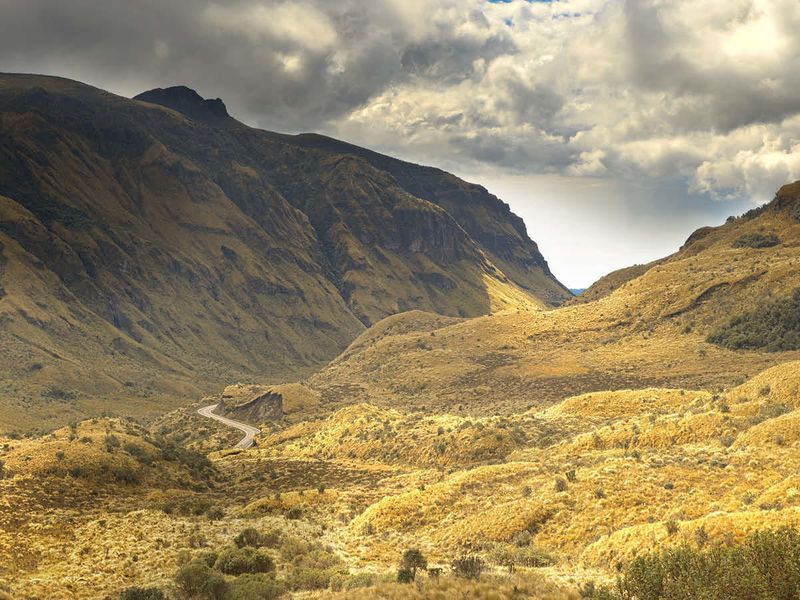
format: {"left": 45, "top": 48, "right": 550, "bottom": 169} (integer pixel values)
{"left": 0, "top": 73, "right": 567, "bottom": 431}
{"left": 301, "top": 183, "right": 800, "bottom": 416}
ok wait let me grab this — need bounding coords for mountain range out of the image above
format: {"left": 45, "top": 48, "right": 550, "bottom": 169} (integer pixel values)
{"left": 0, "top": 73, "right": 569, "bottom": 430}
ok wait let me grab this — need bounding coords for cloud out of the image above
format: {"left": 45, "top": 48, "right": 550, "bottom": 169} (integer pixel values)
{"left": 2, "top": 0, "right": 800, "bottom": 202}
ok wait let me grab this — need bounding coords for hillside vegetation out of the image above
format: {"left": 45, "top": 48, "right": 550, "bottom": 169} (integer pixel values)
{"left": 7, "top": 356, "right": 800, "bottom": 598}
{"left": 5, "top": 77, "right": 800, "bottom": 600}
{"left": 708, "top": 288, "right": 800, "bottom": 351}
{"left": 300, "top": 183, "right": 800, "bottom": 416}
{"left": 0, "top": 73, "right": 567, "bottom": 431}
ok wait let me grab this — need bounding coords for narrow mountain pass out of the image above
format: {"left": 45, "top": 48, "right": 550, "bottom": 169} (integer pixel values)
{"left": 197, "top": 403, "right": 260, "bottom": 449}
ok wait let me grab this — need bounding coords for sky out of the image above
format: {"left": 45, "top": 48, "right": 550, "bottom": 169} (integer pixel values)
{"left": 2, "top": 0, "right": 800, "bottom": 287}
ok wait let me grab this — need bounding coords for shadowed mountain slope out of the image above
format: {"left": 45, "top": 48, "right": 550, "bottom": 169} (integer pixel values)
{"left": 0, "top": 73, "right": 567, "bottom": 430}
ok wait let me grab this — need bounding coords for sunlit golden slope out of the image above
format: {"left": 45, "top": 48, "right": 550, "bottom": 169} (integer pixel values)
{"left": 303, "top": 184, "right": 800, "bottom": 416}
{"left": 257, "top": 360, "right": 800, "bottom": 576}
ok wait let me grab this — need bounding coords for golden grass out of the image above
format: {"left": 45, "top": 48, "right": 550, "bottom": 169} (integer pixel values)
{"left": 321, "top": 572, "right": 579, "bottom": 600}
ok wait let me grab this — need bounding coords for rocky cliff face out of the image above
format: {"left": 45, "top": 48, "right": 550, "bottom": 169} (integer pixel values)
{"left": 0, "top": 74, "right": 568, "bottom": 429}
{"left": 219, "top": 388, "right": 283, "bottom": 423}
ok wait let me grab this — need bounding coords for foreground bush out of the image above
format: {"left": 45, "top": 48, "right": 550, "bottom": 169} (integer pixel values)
{"left": 119, "top": 587, "right": 165, "bottom": 600}
{"left": 322, "top": 573, "right": 576, "bottom": 599}
{"left": 276, "top": 536, "right": 347, "bottom": 590}
{"left": 592, "top": 527, "right": 800, "bottom": 600}
{"left": 732, "top": 232, "right": 780, "bottom": 249}
{"left": 235, "top": 527, "right": 281, "bottom": 549}
{"left": 708, "top": 288, "right": 800, "bottom": 352}
{"left": 228, "top": 573, "right": 286, "bottom": 600}
{"left": 215, "top": 546, "right": 275, "bottom": 576}
{"left": 174, "top": 560, "right": 228, "bottom": 599}
{"left": 490, "top": 543, "right": 553, "bottom": 572}
{"left": 399, "top": 548, "right": 427, "bottom": 581}
{"left": 452, "top": 555, "right": 484, "bottom": 580}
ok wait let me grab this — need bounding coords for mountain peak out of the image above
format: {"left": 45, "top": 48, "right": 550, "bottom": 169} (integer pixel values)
{"left": 134, "top": 85, "right": 231, "bottom": 125}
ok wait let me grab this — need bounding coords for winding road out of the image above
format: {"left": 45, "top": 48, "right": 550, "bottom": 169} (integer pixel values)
{"left": 197, "top": 403, "right": 260, "bottom": 449}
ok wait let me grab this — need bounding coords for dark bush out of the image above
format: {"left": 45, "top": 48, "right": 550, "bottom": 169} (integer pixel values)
{"left": 400, "top": 548, "right": 427, "bottom": 580}
{"left": 397, "top": 567, "right": 414, "bottom": 583}
{"left": 124, "top": 443, "right": 152, "bottom": 465}
{"left": 589, "top": 527, "right": 800, "bottom": 600}
{"left": 214, "top": 547, "right": 275, "bottom": 576}
{"left": 278, "top": 538, "right": 346, "bottom": 591}
{"left": 235, "top": 527, "right": 280, "bottom": 549}
{"left": 197, "top": 550, "right": 219, "bottom": 568}
{"left": 175, "top": 560, "right": 228, "bottom": 599}
{"left": 111, "top": 465, "right": 140, "bottom": 484}
{"left": 159, "top": 442, "right": 213, "bottom": 475}
{"left": 708, "top": 288, "right": 800, "bottom": 352}
{"left": 42, "top": 386, "right": 77, "bottom": 401}
{"left": 452, "top": 555, "right": 484, "bottom": 580}
{"left": 732, "top": 232, "right": 780, "bottom": 248}
{"left": 119, "top": 587, "right": 165, "bottom": 600}
{"left": 228, "top": 573, "right": 286, "bottom": 600}
{"left": 206, "top": 506, "right": 224, "bottom": 521}
{"left": 105, "top": 434, "right": 121, "bottom": 452}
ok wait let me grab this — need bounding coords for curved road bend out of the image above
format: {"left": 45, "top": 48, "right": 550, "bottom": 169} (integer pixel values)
{"left": 197, "top": 403, "right": 260, "bottom": 449}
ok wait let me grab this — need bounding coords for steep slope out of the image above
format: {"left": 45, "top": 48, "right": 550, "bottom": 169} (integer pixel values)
{"left": 0, "top": 73, "right": 565, "bottom": 431}
{"left": 283, "top": 133, "right": 571, "bottom": 307}
{"left": 300, "top": 183, "right": 800, "bottom": 415}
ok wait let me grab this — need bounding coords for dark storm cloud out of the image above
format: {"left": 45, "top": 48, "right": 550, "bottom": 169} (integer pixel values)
{"left": 2, "top": 0, "right": 800, "bottom": 201}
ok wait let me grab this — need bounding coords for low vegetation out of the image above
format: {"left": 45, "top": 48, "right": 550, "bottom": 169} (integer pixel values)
{"left": 708, "top": 288, "right": 800, "bottom": 351}
{"left": 590, "top": 527, "right": 800, "bottom": 600}
{"left": 731, "top": 232, "right": 781, "bottom": 248}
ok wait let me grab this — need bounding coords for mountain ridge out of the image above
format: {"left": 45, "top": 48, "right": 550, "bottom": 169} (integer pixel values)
{"left": 0, "top": 73, "right": 568, "bottom": 430}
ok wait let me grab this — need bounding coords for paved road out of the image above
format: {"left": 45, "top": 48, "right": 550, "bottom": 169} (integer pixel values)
{"left": 197, "top": 403, "right": 260, "bottom": 449}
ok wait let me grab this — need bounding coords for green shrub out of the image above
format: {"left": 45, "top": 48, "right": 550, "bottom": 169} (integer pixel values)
{"left": 197, "top": 550, "right": 219, "bottom": 568}
{"left": 708, "top": 289, "right": 800, "bottom": 352}
{"left": 285, "top": 567, "right": 339, "bottom": 591}
{"left": 228, "top": 573, "right": 286, "bottom": 600}
{"left": 175, "top": 560, "right": 228, "bottom": 599}
{"left": 451, "top": 555, "right": 484, "bottom": 580}
{"left": 105, "top": 434, "right": 121, "bottom": 452}
{"left": 397, "top": 567, "right": 414, "bottom": 583}
{"left": 214, "top": 547, "right": 275, "bottom": 576}
{"left": 400, "top": 548, "right": 427, "bottom": 580}
{"left": 42, "top": 386, "right": 77, "bottom": 401}
{"left": 589, "top": 527, "right": 800, "bottom": 600}
{"left": 490, "top": 544, "right": 553, "bottom": 572}
{"left": 123, "top": 443, "right": 152, "bottom": 465}
{"left": 206, "top": 506, "right": 224, "bottom": 521}
{"left": 277, "top": 536, "right": 347, "bottom": 591}
{"left": 732, "top": 232, "right": 780, "bottom": 248}
{"left": 119, "top": 587, "right": 165, "bottom": 600}
{"left": 235, "top": 527, "right": 280, "bottom": 549}
{"left": 330, "top": 572, "right": 384, "bottom": 591}
{"left": 111, "top": 465, "right": 140, "bottom": 484}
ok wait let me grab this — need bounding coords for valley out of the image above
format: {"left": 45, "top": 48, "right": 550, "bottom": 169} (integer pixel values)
{"left": 1, "top": 74, "right": 800, "bottom": 600}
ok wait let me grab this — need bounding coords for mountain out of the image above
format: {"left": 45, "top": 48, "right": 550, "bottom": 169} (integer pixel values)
{"left": 0, "top": 73, "right": 568, "bottom": 431}
{"left": 299, "top": 183, "right": 800, "bottom": 416}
